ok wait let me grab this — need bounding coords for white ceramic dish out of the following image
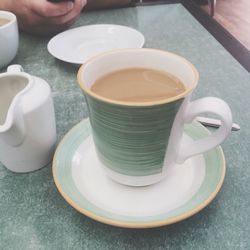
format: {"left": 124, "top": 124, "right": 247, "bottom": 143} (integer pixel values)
{"left": 47, "top": 24, "right": 145, "bottom": 64}
{"left": 53, "top": 119, "right": 226, "bottom": 228}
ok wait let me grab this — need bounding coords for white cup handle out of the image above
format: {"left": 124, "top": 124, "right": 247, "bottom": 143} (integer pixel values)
{"left": 176, "top": 97, "right": 232, "bottom": 163}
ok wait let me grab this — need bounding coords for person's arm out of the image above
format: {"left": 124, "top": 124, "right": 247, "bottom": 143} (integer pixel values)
{"left": 0, "top": 0, "right": 87, "bottom": 36}
{"left": 85, "top": 0, "right": 132, "bottom": 10}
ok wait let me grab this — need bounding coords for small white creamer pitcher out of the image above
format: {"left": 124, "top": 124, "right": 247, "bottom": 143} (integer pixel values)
{"left": 0, "top": 65, "right": 57, "bottom": 173}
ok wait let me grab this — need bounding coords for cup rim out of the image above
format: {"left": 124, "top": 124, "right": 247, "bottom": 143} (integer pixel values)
{"left": 77, "top": 48, "right": 199, "bottom": 107}
{"left": 0, "top": 11, "right": 16, "bottom": 29}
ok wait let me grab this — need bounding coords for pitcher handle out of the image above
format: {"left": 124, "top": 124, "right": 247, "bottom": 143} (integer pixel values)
{"left": 7, "top": 64, "right": 24, "bottom": 73}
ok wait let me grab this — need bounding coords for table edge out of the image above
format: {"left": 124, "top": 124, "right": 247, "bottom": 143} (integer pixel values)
{"left": 131, "top": 0, "right": 250, "bottom": 73}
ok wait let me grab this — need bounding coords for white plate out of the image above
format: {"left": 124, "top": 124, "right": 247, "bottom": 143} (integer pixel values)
{"left": 47, "top": 24, "right": 145, "bottom": 64}
{"left": 53, "top": 119, "right": 226, "bottom": 228}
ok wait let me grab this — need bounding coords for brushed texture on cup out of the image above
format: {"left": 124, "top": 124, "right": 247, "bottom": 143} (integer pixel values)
{"left": 85, "top": 94, "right": 184, "bottom": 176}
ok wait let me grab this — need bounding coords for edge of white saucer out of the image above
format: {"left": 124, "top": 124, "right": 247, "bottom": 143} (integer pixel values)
{"left": 52, "top": 118, "right": 226, "bottom": 228}
{"left": 47, "top": 24, "right": 145, "bottom": 64}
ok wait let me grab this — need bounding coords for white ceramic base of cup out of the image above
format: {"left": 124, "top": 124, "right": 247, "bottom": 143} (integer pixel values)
{"left": 88, "top": 133, "right": 192, "bottom": 186}
{"left": 102, "top": 164, "right": 167, "bottom": 186}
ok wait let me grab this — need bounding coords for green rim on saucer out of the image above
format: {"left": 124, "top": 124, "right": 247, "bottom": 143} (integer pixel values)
{"left": 52, "top": 119, "right": 225, "bottom": 228}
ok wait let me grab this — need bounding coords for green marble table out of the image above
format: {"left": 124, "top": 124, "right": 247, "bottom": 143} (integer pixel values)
{"left": 1, "top": 3, "right": 250, "bottom": 250}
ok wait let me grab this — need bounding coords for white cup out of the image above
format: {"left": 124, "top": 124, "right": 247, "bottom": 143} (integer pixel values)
{"left": 77, "top": 48, "right": 233, "bottom": 186}
{"left": 0, "top": 11, "right": 19, "bottom": 69}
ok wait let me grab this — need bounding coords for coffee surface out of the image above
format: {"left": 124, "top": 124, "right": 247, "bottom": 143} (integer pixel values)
{"left": 91, "top": 68, "right": 186, "bottom": 102}
{"left": 0, "top": 18, "right": 10, "bottom": 26}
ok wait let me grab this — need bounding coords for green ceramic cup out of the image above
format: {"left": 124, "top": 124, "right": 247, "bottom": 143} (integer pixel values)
{"left": 77, "top": 48, "right": 232, "bottom": 186}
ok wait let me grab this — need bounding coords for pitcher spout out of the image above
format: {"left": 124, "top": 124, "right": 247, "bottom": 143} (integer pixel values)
{"left": 0, "top": 93, "right": 26, "bottom": 147}
{"left": 0, "top": 65, "right": 29, "bottom": 146}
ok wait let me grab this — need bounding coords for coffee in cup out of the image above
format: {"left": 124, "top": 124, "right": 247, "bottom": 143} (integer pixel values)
{"left": 0, "top": 18, "right": 10, "bottom": 26}
{"left": 77, "top": 48, "right": 233, "bottom": 186}
{"left": 91, "top": 68, "right": 186, "bottom": 102}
